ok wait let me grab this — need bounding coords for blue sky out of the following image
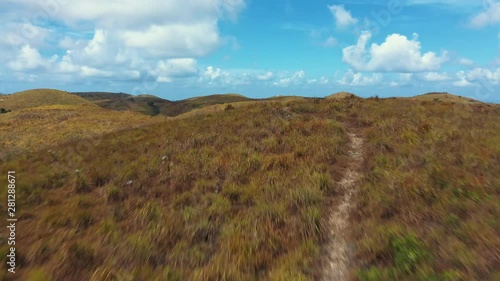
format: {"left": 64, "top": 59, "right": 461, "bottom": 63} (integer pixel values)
{"left": 1, "top": 0, "right": 499, "bottom": 102}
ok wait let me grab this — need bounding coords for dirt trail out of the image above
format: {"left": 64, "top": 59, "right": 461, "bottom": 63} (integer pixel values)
{"left": 322, "top": 131, "right": 364, "bottom": 281}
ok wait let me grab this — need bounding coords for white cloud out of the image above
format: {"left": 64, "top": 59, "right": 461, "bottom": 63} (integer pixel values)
{"left": 389, "top": 73, "right": 413, "bottom": 86}
{"left": 0, "top": 23, "right": 50, "bottom": 49}
{"left": 342, "top": 31, "right": 448, "bottom": 72}
{"left": 257, "top": 71, "right": 274, "bottom": 81}
{"left": 453, "top": 71, "right": 472, "bottom": 87}
{"left": 2, "top": 0, "right": 246, "bottom": 84}
{"left": 204, "top": 66, "right": 226, "bottom": 80}
{"left": 308, "top": 76, "right": 329, "bottom": 85}
{"left": 273, "top": 70, "right": 306, "bottom": 87}
{"left": 465, "top": 67, "right": 500, "bottom": 83}
{"left": 155, "top": 58, "right": 198, "bottom": 81}
{"left": 469, "top": 2, "right": 500, "bottom": 28}
{"left": 120, "top": 23, "right": 220, "bottom": 57}
{"left": 418, "top": 72, "right": 450, "bottom": 81}
{"left": 338, "top": 69, "right": 382, "bottom": 86}
{"left": 458, "top": 58, "right": 474, "bottom": 66}
{"left": 328, "top": 5, "right": 358, "bottom": 27}
{"left": 7, "top": 0, "right": 245, "bottom": 58}
{"left": 80, "top": 66, "right": 113, "bottom": 78}
{"left": 8, "top": 45, "right": 53, "bottom": 71}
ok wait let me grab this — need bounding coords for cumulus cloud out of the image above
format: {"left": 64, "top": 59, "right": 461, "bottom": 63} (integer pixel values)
{"left": 338, "top": 69, "right": 382, "bottom": 86}
{"left": 469, "top": 1, "right": 500, "bottom": 28}
{"left": 328, "top": 5, "right": 358, "bottom": 27}
{"left": 453, "top": 71, "right": 473, "bottom": 87}
{"left": 80, "top": 66, "right": 113, "bottom": 78}
{"left": 120, "top": 23, "right": 220, "bottom": 57}
{"left": 257, "top": 71, "right": 274, "bottom": 81}
{"left": 389, "top": 73, "right": 414, "bottom": 87}
{"left": 0, "top": 22, "right": 51, "bottom": 49}
{"left": 8, "top": 45, "right": 54, "bottom": 71}
{"left": 200, "top": 66, "right": 255, "bottom": 86}
{"left": 418, "top": 72, "right": 450, "bottom": 81}
{"left": 273, "top": 71, "right": 306, "bottom": 87}
{"left": 308, "top": 76, "right": 329, "bottom": 85}
{"left": 155, "top": 58, "right": 199, "bottom": 82}
{"left": 1, "top": 0, "right": 246, "bottom": 85}
{"left": 8, "top": 0, "right": 245, "bottom": 58}
{"left": 465, "top": 67, "right": 500, "bottom": 83}
{"left": 342, "top": 31, "right": 448, "bottom": 72}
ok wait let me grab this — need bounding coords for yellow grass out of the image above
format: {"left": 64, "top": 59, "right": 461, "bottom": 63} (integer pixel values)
{"left": 0, "top": 89, "right": 95, "bottom": 111}
{"left": 0, "top": 104, "right": 166, "bottom": 160}
{"left": 325, "top": 92, "right": 357, "bottom": 99}
{"left": 410, "top": 92, "right": 482, "bottom": 104}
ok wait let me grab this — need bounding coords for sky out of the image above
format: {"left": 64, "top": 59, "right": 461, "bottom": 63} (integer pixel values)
{"left": 0, "top": 0, "right": 499, "bottom": 102}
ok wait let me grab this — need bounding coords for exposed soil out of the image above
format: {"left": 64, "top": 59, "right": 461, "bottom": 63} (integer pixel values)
{"left": 322, "top": 132, "right": 364, "bottom": 281}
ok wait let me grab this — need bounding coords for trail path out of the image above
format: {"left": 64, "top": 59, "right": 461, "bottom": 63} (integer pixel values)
{"left": 322, "top": 131, "right": 364, "bottom": 281}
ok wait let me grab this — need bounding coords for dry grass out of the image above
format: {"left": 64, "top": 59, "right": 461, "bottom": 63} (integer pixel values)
{"left": 348, "top": 98, "right": 499, "bottom": 281}
{"left": 0, "top": 99, "right": 351, "bottom": 281}
{"left": 0, "top": 93, "right": 498, "bottom": 281}
{"left": 0, "top": 89, "right": 95, "bottom": 111}
{"left": 0, "top": 104, "right": 166, "bottom": 160}
{"left": 410, "top": 92, "right": 482, "bottom": 104}
{"left": 325, "top": 92, "right": 357, "bottom": 100}
{"left": 76, "top": 92, "right": 252, "bottom": 117}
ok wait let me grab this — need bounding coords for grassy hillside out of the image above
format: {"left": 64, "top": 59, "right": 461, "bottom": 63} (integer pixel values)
{"left": 74, "top": 92, "right": 174, "bottom": 116}
{"left": 0, "top": 104, "right": 166, "bottom": 160}
{"left": 349, "top": 99, "right": 499, "bottom": 281}
{"left": 0, "top": 93, "right": 498, "bottom": 280}
{"left": 325, "top": 92, "right": 357, "bottom": 100}
{"left": 0, "top": 89, "right": 95, "bottom": 111}
{"left": 75, "top": 92, "right": 252, "bottom": 117}
{"left": 0, "top": 100, "right": 350, "bottom": 280}
{"left": 410, "top": 92, "right": 481, "bottom": 104}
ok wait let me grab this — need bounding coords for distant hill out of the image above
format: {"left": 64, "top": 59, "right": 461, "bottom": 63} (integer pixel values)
{"left": 0, "top": 89, "right": 96, "bottom": 111}
{"left": 325, "top": 92, "right": 358, "bottom": 99}
{"left": 74, "top": 91, "right": 173, "bottom": 116}
{"left": 74, "top": 92, "right": 253, "bottom": 117}
{"left": 0, "top": 103, "right": 165, "bottom": 160}
{"left": 411, "top": 92, "right": 482, "bottom": 103}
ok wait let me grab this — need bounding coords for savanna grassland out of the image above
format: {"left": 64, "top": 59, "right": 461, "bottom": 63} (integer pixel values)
{"left": 0, "top": 90, "right": 498, "bottom": 281}
{"left": 0, "top": 98, "right": 351, "bottom": 280}
{"left": 349, "top": 97, "right": 500, "bottom": 281}
{"left": 0, "top": 104, "right": 166, "bottom": 161}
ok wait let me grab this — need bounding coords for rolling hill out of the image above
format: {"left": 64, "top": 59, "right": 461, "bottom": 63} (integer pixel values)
{"left": 410, "top": 92, "right": 482, "bottom": 103}
{"left": 0, "top": 89, "right": 166, "bottom": 160}
{"left": 325, "top": 92, "right": 357, "bottom": 100}
{"left": 0, "top": 89, "right": 96, "bottom": 111}
{"left": 74, "top": 92, "right": 253, "bottom": 117}
{"left": 0, "top": 90, "right": 498, "bottom": 280}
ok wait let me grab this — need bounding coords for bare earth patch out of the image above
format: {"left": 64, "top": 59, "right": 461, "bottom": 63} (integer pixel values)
{"left": 322, "top": 132, "right": 364, "bottom": 281}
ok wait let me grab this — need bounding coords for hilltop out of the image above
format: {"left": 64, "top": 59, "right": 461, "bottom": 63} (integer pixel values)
{"left": 0, "top": 89, "right": 498, "bottom": 280}
{"left": 74, "top": 92, "right": 252, "bottom": 117}
{"left": 74, "top": 91, "right": 174, "bottom": 116}
{"left": 0, "top": 89, "right": 96, "bottom": 111}
{"left": 0, "top": 89, "right": 166, "bottom": 160}
{"left": 325, "top": 92, "right": 358, "bottom": 100}
{"left": 410, "top": 92, "right": 482, "bottom": 103}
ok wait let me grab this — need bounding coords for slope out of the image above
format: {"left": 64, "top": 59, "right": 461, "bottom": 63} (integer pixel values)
{"left": 0, "top": 99, "right": 351, "bottom": 280}
{"left": 410, "top": 92, "right": 482, "bottom": 103}
{"left": 75, "top": 92, "right": 253, "bottom": 117}
{"left": 0, "top": 89, "right": 96, "bottom": 111}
